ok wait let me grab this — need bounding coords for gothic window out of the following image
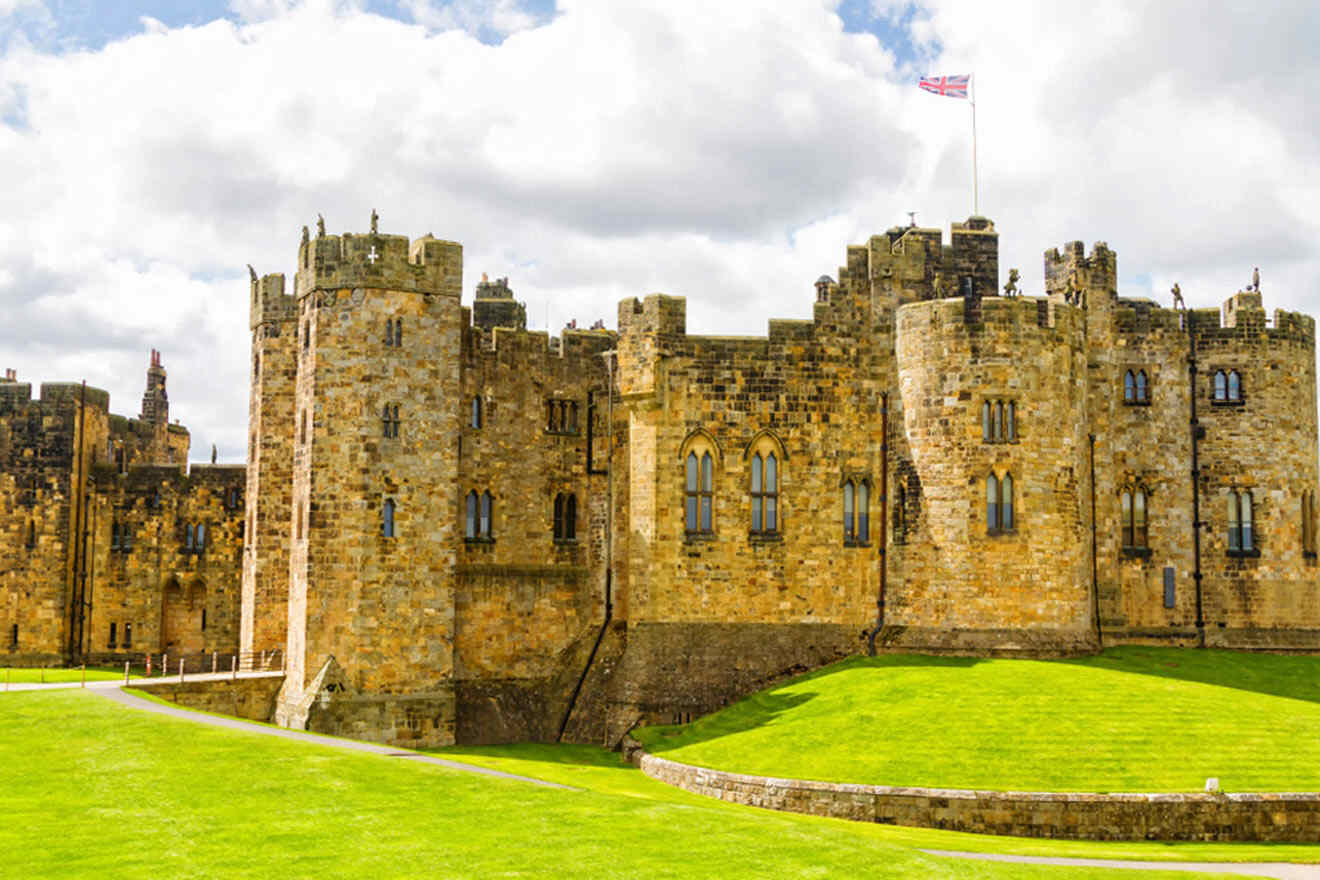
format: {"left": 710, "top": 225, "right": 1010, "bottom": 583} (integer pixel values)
{"left": 480, "top": 491, "right": 493, "bottom": 538}
{"left": 982, "top": 400, "right": 1016, "bottom": 442}
{"left": 987, "top": 472, "right": 1014, "bottom": 534}
{"left": 383, "top": 498, "right": 396, "bottom": 538}
{"left": 1303, "top": 490, "right": 1317, "bottom": 557}
{"left": 471, "top": 396, "right": 482, "bottom": 429}
{"left": 384, "top": 318, "right": 403, "bottom": 347}
{"left": 382, "top": 404, "right": 400, "bottom": 439}
{"left": 123, "top": 622, "right": 132, "bottom": 648}
{"left": 842, "top": 479, "right": 871, "bottom": 545}
{"left": 553, "top": 492, "right": 577, "bottom": 542}
{"left": 465, "top": 491, "right": 477, "bottom": 539}
{"left": 108, "top": 622, "right": 117, "bottom": 649}
{"left": 684, "top": 450, "right": 715, "bottom": 535}
{"left": 196, "top": 523, "right": 206, "bottom": 550}
{"left": 1228, "top": 489, "right": 1255, "bottom": 554}
{"left": 1214, "top": 370, "right": 1243, "bottom": 403}
{"left": 1136, "top": 370, "right": 1148, "bottom": 402}
{"left": 465, "top": 490, "right": 493, "bottom": 540}
{"left": 1120, "top": 487, "right": 1149, "bottom": 549}
{"left": 184, "top": 523, "right": 194, "bottom": 550}
{"left": 1124, "top": 370, "right": 1150, "bottom": 404}
{"left": 750, "top": 452, "right": 779, "bottom": 535}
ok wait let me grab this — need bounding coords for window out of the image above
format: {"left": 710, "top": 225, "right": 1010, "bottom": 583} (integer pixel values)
{"left": 842, "top": 479, "right": 870, "bottom": 545}
{"left": 9, "top": 624, "right": 15, "bottom": 649}
{"left": 1120, "top": 487, "right": 1149, "bottom": 549}
{"left": 123, "top": 622, "right": 132, "bottom": 649}
{"left": 384, "top": 318, "right": 402, "bottom": 347}
{"left": 253, "top": 353, "right": 260, "bottom": 379}
{"left": 196, "top": 523, "right": 206, "bottom": 550}
{"left": 184, "top": 523, "right": 194, "bottom": 550}
{"left": 982, "top": 400, "right": 1016, "bottom": 442}
{"left": 201, "top": 608, "right": 207, "bottom": 631}
{"left": 1214, "top": 369, "right": 1243, "bottom": 403}
{"left": 382, "top": 404, "right": 400, "bottom": 439}
{"left": 108, "top": 622, "right": 117, "bottom": 649}
{"left": 546, "top": 399, "right": 578, "bottom": 434}
{"left": 471, "top": 396, "right": 482, "bottom": 429}
{"left": 302, "top": 321, "right": 309, "bottom": 351}
{"left": 553, "top": 493, "right": 577, "bottom": 542}
{"left": 111, "top": 522, "right": 120, "bottom": 551}
{"left": 466, "top": 490, "right": 493, "bottom": 540}
{"left": 1228, "top": 489, "right": 1255, "bottom": 555}
{"left": 987, "top": 472, "right": 1014, "bottom": 534}
{"left": 300, "top": 410, "right": 307, "bottom": 446}
{"left": 25, "top": 520, "right": 34, "bottom": 550}
{"left": 1124, "top": 370, "right": 1149, "bottom": 404}
{"left": 685, "top": 451, "right": 714, "bottom": 534}
{"left": 750, "top": 452, "right": 779, "bottom": 535}
{"left": 1303, "top": 491, "right": 1317, "bottom": 557}
{"left": 224, "top": 487, "right": 241, "bottom": 510}
{"left": 383, "top": 498, "right": 396, "bottom": 538}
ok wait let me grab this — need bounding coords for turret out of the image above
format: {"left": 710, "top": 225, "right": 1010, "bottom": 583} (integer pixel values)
{"left": 140, "top": 349, "right": 168, "bottom": 425}
{"left": 472, "top": 274, "right": 527, "bottom": 331}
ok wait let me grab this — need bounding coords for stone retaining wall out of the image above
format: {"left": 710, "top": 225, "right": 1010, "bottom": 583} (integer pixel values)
{"left": 134, "top": 675, "right": 283, "bottom": 723}
{"left": 625, "top": 742, "right": 1320, "bottom": 842}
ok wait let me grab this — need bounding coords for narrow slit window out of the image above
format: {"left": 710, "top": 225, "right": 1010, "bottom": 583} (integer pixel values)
{"left": 857, "top": 481, "right": 870, "bottom": 543}
{"left": 1228, "top": 370, "right": 1241, "bottom": 401}
{"left": 1228, "top": 491, "right": 1241, "bottom": 551}
{"left": 465, "top": 491, "right": 477, "bottom": 539}
{"left": 553, "top": 493, "right": 565, "bottom": 540}
{"left": 480, "top": 491, "right": 493, "bottom": 538}
{"left": 986, "top": 473, "right": 999, "bottom": 533}
{"left": 383, "top": 498, "right": 396, "bottom": 538}
{"left": 1133, "top": 488, "right": 1147, "bottom": 547}
{"left": 1124, "top": 370, "right": 1135, "bottom": 402}
{"left": 685, "top": 452, "right": 699, "bottom": 532}
{"left": 471, "top": 396, "right": 482, "bottom": 429}
{"left": 700, "top": 452, "right": 713, "bottom": 533}
{"left": 1121, "top": 490, "right": 1133, "bottom": 547}
{"left": 1136, "top": 370, "right": 1148, "bottom": 402}
{"left": 565, "top": 494, "right": 576, "bottom": 540}
{"left": 981, "top": 402, "right": 991, "bottom": 441}
{"left": 1000, "top": 472, "right": 1014, "bottom": 531}
{"left": 843, "top": 481, "right": 854, "bottom": 542}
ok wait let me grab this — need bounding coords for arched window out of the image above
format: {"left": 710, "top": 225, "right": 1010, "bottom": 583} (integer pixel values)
{"left": 1136, "top": 370, "right": 1148, "bottom": 402}
{"left": 993, "top": 402, "right": 1003, "bottom": 440}
{"left": 465, "top": 490, "right": 478, "bottom": 539}
{"left": 393, "top": 318, "right": 403, "bottom": 347}
{"left": 982, "top": 399, "right": 1017, "bottom": 442}
{"left": 184, "top": 523, "right": 194, "bottom": 550}
{"left": 751, "top": 452, "right": 778, "bottom": 535}
{"left": 1228, "top": 489, "right": 1254, "bottom": 553}
{"left": 384, "top": 318, "right": 402, "bottom": 347}
{"left": 684, "top": 451, "right": 715, "bottom": 534}
{"left": 1000, "top": 473, "right": 1014, "bottom": 531}
{"left": 1005, "top": 402, "right": 1015, "bottom": 441}
{"left": 196, "top": 523, "right": 206, "bottom": 550}
{"left": 480, "top": 491, "right": 493, "bottom": 538}
{"left": 553, "top": 493, "right": 577, "bottom": 541}
{"left": 842, "top": 481, "right": 854, "bottom": 542}
{"left": 1124, "top": 370, "right": 1135, "bottom": 402}
{"left": 982, "top": 402, "right": 992, "bottom": 441}
{"left": 1214, "top": 370, "right": 1227, "bottom": 401}
{"left": 1121, "top": 487, "right": 1148, "bottom": 548}
{"left": 382, "top": 498, "right": 395, "bottom": 538}
{"left": 471, "top": 396, "right": 482, "bottom": 429}
{"left": 1227, "top": 370, "right": 1241, "bottom": 401}
{"left": 857, "top": 480, "right": 870, "bottom": 543}
{"left": 986, "top": 473, "right": 999, "bottom": 532}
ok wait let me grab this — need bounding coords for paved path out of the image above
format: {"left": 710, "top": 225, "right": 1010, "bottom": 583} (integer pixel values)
{"left": 83, "top": 685, "right": 574, "bottom": 790}
{"left": 923, "top": 849, "right": 1320, "bottom": 879}
{"left": 2, "top": 670, "right": 285, "bottom": 692}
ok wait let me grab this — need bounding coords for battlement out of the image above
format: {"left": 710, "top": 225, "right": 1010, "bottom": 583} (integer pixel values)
{"left": 293, "top": 222, "right": 462, "bottom": 299}
{"left": 39, "top": 383, "right": 110, "bottom": 412}
{"left": 250, "top": 272, "right": 294, "bottom": 331}
{"left": 618, "top": 294, "right": 687, "bottom": 341}
{"left": 866, "top": 216, "right": 999, "bottom": 304}
{"left": 1044, "top": 240, "right": 1117, "bottom": 304}
{"left": 896, "top": 294, "right": 1083, "bottom": 343}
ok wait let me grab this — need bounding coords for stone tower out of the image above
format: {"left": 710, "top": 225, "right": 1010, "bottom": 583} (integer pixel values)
{"left": 140, "top": 349, "right": 168, "bottom": 424}
{"left": 274, "top": 222, "right": 464, "bottom": 747}
{"left": 239, "top": 270, "right": 297, "bottom": 662}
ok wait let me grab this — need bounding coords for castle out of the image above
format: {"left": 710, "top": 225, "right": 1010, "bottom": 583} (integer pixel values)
{"left": 5, "top": 214, "right": 1318, "bottom": 749}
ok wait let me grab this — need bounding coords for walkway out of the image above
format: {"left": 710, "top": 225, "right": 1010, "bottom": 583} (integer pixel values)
{"left": 4, "top": 677, "right": 572, "bottom": 790}
{"left": 923, "top": 850, "right": 1319, "bottom": 879}
{"left": 2, "top": 669, "right": 285, "bottom": 692}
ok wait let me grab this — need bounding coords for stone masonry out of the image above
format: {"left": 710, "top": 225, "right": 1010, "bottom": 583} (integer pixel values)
{"left": 249, "top": 213, "right": 1320, "bottom": 749}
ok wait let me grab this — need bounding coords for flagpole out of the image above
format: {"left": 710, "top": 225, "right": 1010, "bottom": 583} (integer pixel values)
{"left": 971, "top": 73, "right": 979, "bottom": 215}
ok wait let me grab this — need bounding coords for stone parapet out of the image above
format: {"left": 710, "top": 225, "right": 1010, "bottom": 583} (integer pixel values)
{"left": 627, "top": 745, "right": 1320, "bottom": 842}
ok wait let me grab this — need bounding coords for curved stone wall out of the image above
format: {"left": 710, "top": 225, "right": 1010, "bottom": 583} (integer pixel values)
{"left": 890, "top": 296, "right": 1096, "bottom": 653}
{"left": 627, "top": 743, "right": 1320, "bottom": 842}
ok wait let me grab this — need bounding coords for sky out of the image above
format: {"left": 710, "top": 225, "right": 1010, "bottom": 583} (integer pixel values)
{"left": 0, "top": 0, "right": 1317, "bottom": 462}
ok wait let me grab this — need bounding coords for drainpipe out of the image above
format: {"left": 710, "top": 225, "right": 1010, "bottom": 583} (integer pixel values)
{"left": 1089, "top": 434, "right": 1101, "bottom": 645}
{"left": 557, "top": 349, "right": 616, "bottom": 742}
{"left": 1186, "top": 312, "right": 1206, "bottom": 647}
{"left": 68, "top": 380, "right": 88, "bottom": 661}
{"left": 866, "top": 391, "right": 889, "bottom": 656}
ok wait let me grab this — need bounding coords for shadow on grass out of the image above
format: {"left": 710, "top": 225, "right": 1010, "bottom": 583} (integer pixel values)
{"left": 1053, "top": 645, "right": 1320, "bottom": 705}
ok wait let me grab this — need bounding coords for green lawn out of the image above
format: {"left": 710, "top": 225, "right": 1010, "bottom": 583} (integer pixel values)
{"left": 633, "top": 646, "right": 1320, "bottom": 793}
{"left": 0, "top": 689, "right": 1249, "bottom": 880}
{"left": 1, "top": 665, "right": 124, "bottom": 683}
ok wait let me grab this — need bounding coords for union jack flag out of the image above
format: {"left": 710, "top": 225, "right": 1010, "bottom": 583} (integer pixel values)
{"left": 918, "top": 74, "right": 970, "bottom": 99}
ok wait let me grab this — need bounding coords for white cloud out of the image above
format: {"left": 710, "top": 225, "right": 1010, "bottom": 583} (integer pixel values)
{"left": 0, "top": 0, "right": 1317, "bottom": 461}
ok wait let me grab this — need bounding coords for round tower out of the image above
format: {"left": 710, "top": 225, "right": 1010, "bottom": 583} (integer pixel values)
{"left": 891, "top": 295, "right": 1098, "bottom": 653}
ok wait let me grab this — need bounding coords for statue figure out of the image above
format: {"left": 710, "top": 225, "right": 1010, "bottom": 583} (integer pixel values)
{"left": 1252, "top": 266, "right": 1260, "bottom": 292}
{"left": 1170, "top": 282, "right": 1184, "bottom": 310}
{"left": 210, "top": 444, "right": 217, "bottom": 464}
{"left": 301, "top": 225, "right": 310, "bottom": 248}
{"left": 247, "top": 264, "right": 257, "bottom": 283}
{"left": 316, "top": 214, "right": 326, "bottom": 237}
{"left": 1003, "top": 268, "right": 1020, "bottom": 297}
{"left": 370, "top": 209, "right": 379, "bottom": 235}
{"left": 1063, "top": 272, "right": 1078, "bottom": 305}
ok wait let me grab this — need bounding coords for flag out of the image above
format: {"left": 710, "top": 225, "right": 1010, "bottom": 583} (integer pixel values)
{"left": 918, "top": 74, "right": 970, "bottom": 99}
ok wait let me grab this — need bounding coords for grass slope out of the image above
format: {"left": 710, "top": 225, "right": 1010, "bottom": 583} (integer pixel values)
{"left": 2, "top": 666, "right": 123, "bottom": 683}
{"left": 0, "top": 689, "right": 1229, "bottom": 880}
{"left": 634, "top": 647, "right": 1320, "bottom": 793}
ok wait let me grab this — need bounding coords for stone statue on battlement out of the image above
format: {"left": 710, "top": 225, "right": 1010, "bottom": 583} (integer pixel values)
{"left": 248, "top": 264, "right": 257, "bottom": 283}
{"left": 370, "top": 209, "right": 379, "bottom": 235}
{"left": 1003, "top": 268, "right": 1020, "bottom": 297}
{"left": 301, "top": 225, "right": 310, "bottom": 248}
{"left": 316, "top": 214, "right": 325, "bottom": 237}
{"left": 1252, "top": 266, "right": 1260, "bottom": 292}
{"left": 1171, "top": 282, "right": 1184, "bottom": 310}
